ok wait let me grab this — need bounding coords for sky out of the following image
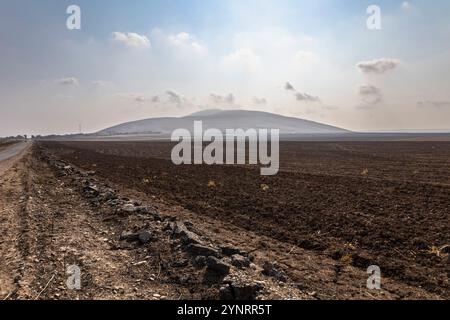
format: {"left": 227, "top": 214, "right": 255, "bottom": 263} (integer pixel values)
{"left": 1, "top": 0, "right": 450, "bottom": 136}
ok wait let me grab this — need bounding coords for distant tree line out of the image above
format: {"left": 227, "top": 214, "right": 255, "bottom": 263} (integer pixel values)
{"left": 0, "top": 135, "right": 28, "bottom": 142}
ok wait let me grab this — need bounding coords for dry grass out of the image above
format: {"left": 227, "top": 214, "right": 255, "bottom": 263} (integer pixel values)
{"left": 427, "top": 245, "right": 450, "bottom": 258}
{"left": 207, "top": 180, "right": 216, "bottom": 188}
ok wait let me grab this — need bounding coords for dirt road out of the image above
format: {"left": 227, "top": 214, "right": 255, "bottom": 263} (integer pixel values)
{"left": 0, "top": 142, "right": 29, "bottom": 161}
{"left": 0, "top": 141, "right": 30, "bottom": 176}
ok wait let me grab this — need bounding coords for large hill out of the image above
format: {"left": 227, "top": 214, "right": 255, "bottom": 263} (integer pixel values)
{"left": 97, "top": 109, "right": 349, "bottom": 136}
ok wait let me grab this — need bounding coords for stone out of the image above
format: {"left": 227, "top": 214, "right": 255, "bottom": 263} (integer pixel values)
{"left": 152, "top": 212, "right": 163, "bottom": 221}
{"left": 164, "top": 216, "right": 177, "bottom": 222}
{"left": 138, "top": 231, "right": 152, "bottom": 244}
{"left": 172, "top": 222, "right": 202, "bottom": 245}
{"left": 100, "top": 188, "right": 117, "bottom": 201}
{"left": 220, "top": 245, "right": 248, "bottom": 257}
{"left": 231, "top": 254, "right": 250, "bottom": 269}
{"left": 184, "top": 221, "right": 194, "bottom": 229}
{"left": 83, "top": 185, "right": 99, "bottom": 196}
{"left": 220, "top": 281, "right": 262, "bottom": 300}
{"left": 119, "top": 231, "right": 139, "bottom": 242}
{"left": 163, "top": 222, "right": 173, "bottom": 232}
{"left": 261, "top": 261, "right": 287, "bottom": 282}
{"left": 121, "top": 203, "right": 137, "bottom": 213}
{"left": 440, "top": 245, "right": 450, "bottom": 254}
{"left": 120, "top": 231, "right": 152, "bottom": 245}
{"left": 186, "top": 244, "right": 219, "bottom": 257}
{"left": 171, "top": 259, "right": 189, "bottom": 268}
{"left": 192, "top": 256, "right": 207, "bottom": 268}
{"left": 107, "top": 199, "right": 121, "bottom": 206}
{"left": 219, "top": 285, "right": 234, "bottom": 300}
{"left": 134, "top": 206, "right": 151, "bottom": 214}
{"left": 206, "top": 257, "right": 231, "bottom": 276}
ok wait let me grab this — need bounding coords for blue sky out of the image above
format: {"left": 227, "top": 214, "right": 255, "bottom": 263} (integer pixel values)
{"left": 1, "top": 0, "right": 450, "bottom": 135}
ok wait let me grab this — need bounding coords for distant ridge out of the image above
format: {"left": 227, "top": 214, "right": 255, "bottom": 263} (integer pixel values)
{"left": 97, "top": 109, "right": 349, "bottom": 136}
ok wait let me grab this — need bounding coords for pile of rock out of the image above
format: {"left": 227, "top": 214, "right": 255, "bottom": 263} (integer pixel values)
{"left": 117, "top": 202, "right": 156, "bottom": 216}
{"left": 43, "top": 151, "right": 161, "bottom": 221}
{"left": 165, "top": 220, "right": 261, "bottom": 298}
{"left": 169, "top": 221, "right": 204, "bottom": 245}
{"left": 206, "top": 256, "right": 231, "bottom": 278}
{"left": 119, "top": 230, "right": 153, "bottom": 245}
{"left": 219, "top": 274, "right": 263, "bottom": 300}
{"left": 82, "top": 181, "right": 118, "bottom": 205}
{"left": 261, "top": 261, "right": 288, "bottom": 282}
{"left": 167, "top": 221, "right": 238, "bottom": 281}
{"left": 230, "top": 254, "right": 251, "bottom": 269}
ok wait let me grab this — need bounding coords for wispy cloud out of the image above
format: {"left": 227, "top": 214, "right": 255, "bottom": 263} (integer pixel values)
{"left": 295, "top": 92, "right": 320, "bottom": 102}
{"left": 357, "top": 85, "right": 383, "bottom": 108}
{"left": 56, "top": 77, "right": 79, "bottom": 86}
{"left": 253, "top": 97, "right": 267, "bottom": 105}
{"left": 357, "top": 58, "right": 400, "bottom": 74}
{"left": 210, "top": 93, "right": 235, "bottom": 105}
{"left": 285, "top": 82, "right": 320, "bottom": 103}
{"left": 166, "top": 90, "right": 182, "bottom": 104}
{"left": 112, "top": 32, "right": 151, "bottom": 48}
{"left": 167, "top": 32, "right": 207, "bottom": 54}
{"left": 150, "top": 95, "right": 160, "bottom": 103}
{"left": 284, "top": 82, "right": 295, "bottom": 91}
{"left": 418, "top": 100, "right": 450, "bottom": 108}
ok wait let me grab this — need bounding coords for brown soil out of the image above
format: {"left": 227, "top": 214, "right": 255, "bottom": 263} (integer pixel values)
{"left": 0, "top": 144, "right": 306, "bottom": 300}
{"left": 26, "top": 140, "right": 449, "bottom": 300}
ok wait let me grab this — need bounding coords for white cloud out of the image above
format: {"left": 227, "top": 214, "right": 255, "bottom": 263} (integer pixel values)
{"left": 56, "top": 77, "right": 79, "bottom": 86}
{"left": 112, "top": 32, "right": 151, "bottom": 48}
{"left": 167, "top": 32, "right": 207, "bottom": 54}
{"left": 284, "top": 81, "right": 320, "bottom": 103}
{"left": 210, "top": 93, "right": 235, "bottom": 105}
{"left": 358, "top": 85, "right": 383, "bottom": 108}
{"left": 359, "top": 85, "right": 381, "bottom": 96}
{"left": 284, "top": 82, "right": 295, "bottom": 91}
{"left": 115, "top": 90, "right": 189, "bottom": 106}
{"left": 357, "top": 58, "right": 400, "bottom": 74}
{"left": 253, "top": 97, "right": 267, "bottom": 105}
{"left": 295, "top": 92, "right": 320, "bottom": 103}
{"left": 151, "top": 96, "right": 160, "bottom": 103}
{"left": 166, "top": 90, "right": 182, "bottom": 104}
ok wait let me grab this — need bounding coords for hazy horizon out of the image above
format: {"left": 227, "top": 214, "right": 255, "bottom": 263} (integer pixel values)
{"left": 1, "top": 0, "right": 450, "bottom": 136}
